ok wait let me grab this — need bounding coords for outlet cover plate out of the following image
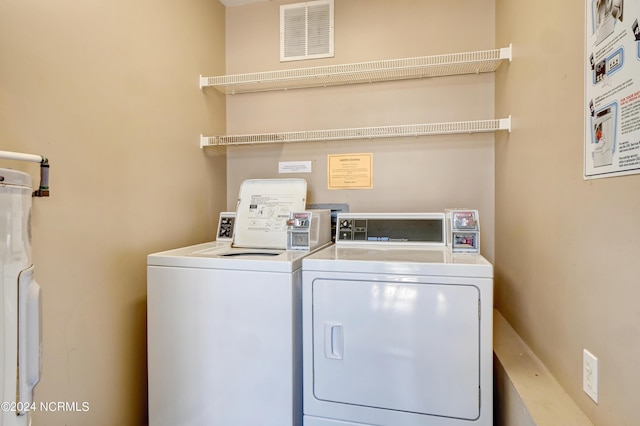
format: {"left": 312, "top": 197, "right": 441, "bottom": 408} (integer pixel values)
{"left": 583, "top": 349, "right": 599, "bottom": 403}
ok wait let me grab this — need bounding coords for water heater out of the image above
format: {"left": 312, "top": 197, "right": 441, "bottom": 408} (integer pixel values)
{"left": 0, "top": 168, "right": 42, "bottom": 426}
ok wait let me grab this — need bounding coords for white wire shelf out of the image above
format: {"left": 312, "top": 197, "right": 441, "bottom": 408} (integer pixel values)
{"left": 200, "top": 117, "right": 511, "bottom": 148}
{"left": 200, "top": 45, "right": 512, "bottom": 94}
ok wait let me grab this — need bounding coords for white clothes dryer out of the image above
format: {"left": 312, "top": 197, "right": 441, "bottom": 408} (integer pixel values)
{"left": 302, "top": 213, "right": 493, "bottom": 426}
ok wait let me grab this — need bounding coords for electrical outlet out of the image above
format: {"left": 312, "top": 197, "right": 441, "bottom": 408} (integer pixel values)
{"left": 583, "top": 349, "right": 599, "bottom": 403}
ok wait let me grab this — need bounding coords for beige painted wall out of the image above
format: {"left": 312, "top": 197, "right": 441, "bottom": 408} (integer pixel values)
{"left": 10, "top": 0, "right": 637, "bottom": 424}
{"left": 0, "top": 1, "right": 226, "bottom": 424}
{"left": 495, "top": 1, "right": 640, "bottom": 424}
{"left": 224, "top": 0, "right": 497, "bottom": 261}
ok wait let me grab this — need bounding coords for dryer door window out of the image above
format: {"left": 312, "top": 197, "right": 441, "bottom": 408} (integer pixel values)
{"left": 311, "top": 278, "right": 480, "bottom": 420}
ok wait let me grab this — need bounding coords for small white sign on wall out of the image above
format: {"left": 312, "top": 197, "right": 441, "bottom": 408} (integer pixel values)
{"left": 279, "top": 161, "right": 312, "bottom": 174}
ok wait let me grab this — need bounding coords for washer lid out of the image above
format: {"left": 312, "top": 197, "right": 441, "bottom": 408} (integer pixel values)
{"left": 147, "top": 240, "right": 331, "bottom": 272}
{"left": 232, "top": 178, "right": 307, "bottom": 249}
{"left": 0, "top": 168, "right": 32, "bottom": 188}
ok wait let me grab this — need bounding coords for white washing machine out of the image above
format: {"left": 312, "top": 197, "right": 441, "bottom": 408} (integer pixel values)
{"left": 147, "top": 179, "right": 331, "bottom": 426}
{"left": 0, "top": 169, "right": 42, "bottom": 426}
{"left": 302, "top": 213, "right": 493, "bottom": 426}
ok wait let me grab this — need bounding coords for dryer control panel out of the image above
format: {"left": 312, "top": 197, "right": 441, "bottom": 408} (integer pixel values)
{"left": 445, "top": 209, "right": 480, "bottom": 253}
{"left": 335, "top": 213, "right": 445, "bottom": 245}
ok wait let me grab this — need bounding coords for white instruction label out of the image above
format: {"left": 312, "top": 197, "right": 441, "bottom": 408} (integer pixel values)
{"left": 278, "top": 161, "right": 312, "bottom": 174}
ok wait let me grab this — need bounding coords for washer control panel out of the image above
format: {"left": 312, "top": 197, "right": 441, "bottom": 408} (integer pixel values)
{"left": 286, "top": 209, "right": 332, "bottom": 251}
{"left": 216, "top": 212, "right": 236, "bottom": 241}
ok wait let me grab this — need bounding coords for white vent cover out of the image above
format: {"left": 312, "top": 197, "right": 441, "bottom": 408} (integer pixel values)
{"left": 280, "top": 0, "right": 334, "bottom": 62}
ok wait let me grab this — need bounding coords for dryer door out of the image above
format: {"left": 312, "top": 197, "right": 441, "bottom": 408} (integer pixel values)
{"left": 311, "top": 278, "right": 480, "bottom": 420}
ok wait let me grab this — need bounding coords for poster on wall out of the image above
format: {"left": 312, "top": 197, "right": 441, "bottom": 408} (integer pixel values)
{"left": 585, "top": 0, "right": 640, "bottom": 179}
{"left": 327, "top": 153, "right": 373, "bottom": 189}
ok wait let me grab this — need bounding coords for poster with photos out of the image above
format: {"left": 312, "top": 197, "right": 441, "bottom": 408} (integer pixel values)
{"left": 585, "top": 0, "right": 640, "bottom": 179}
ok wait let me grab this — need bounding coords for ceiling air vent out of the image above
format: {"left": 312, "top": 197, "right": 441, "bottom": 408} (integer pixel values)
{"left": 280, "top": 0, "right": 334, "bottom": 62}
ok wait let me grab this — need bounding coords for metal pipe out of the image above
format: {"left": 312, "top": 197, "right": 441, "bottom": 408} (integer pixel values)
{"left": 0, "top": 150, "right": 45, "bottom": 164}
{"left": 0, "top": 150, "right": 50, "bottom": 197}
